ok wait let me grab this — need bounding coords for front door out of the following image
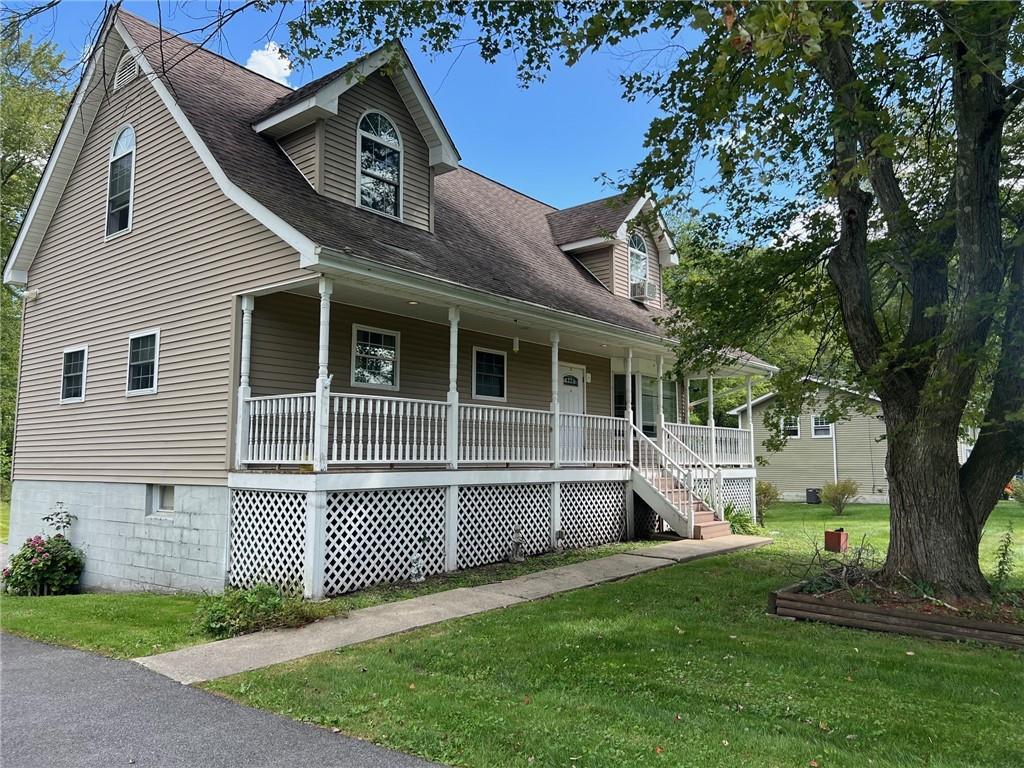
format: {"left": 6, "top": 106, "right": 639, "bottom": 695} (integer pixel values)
{"left": 559, "top": 364, "right": 586, "bottom": 461}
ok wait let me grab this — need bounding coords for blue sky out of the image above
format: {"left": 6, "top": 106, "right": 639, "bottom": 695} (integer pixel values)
{"left": 23, "top": 0, "right": 689, "bottom": 210}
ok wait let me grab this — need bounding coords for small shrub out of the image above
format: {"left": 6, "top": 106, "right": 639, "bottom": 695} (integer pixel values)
{"left": 992, "top": 523, "right": 1015, "bottom": 597}
{"left": 755, "top": 480, "right": 781, "bottom": 524}
{"left": 193, "top": 583, "right": 327, "bottom": 639}
{"left": 724, "top": 503, "right": 759, "bottom": 535}
{"left": 1010, "top": 479, "right": 1024, "bottom": 506}
{"left": 2, "top": 533, "right": 85, "bottom": 595}
{"left": 821, "top": 479, "right": 859, "bottom": 516}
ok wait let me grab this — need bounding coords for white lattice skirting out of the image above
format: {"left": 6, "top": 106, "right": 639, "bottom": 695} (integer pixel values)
{"left": 722, "top": 478, "right": 753, "bottom": 512}
{"left": 230, "top": 480, "right": 628, "bottom": 597}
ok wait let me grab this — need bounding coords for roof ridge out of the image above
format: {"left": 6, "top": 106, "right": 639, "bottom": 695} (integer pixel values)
{"left": 552, "top": 190, "right": 631, "bottom": 215}
{"left": 117, "top": 8, "right": 292, "bottom": 93}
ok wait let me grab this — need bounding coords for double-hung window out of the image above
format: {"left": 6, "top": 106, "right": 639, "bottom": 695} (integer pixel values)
{"left": 357, "top": 112, "right": 401, "bottom": 218}
{"left": 60, "top": 346, "right": 88, "bottom": 403}
{"left": 126, "top": 330, "right": 159, "bottom": 395}
{"left": 351, "top": 325, "right": 399, "bottom": 389}
{"left": 781, "top": 416, "right": 800, "bottom": 438}
{"left": 473, "top": 348, "right": 506, "bottom": 401}
{"left": 107, "top": 126, "right": 135, "bottom": 236}
{"left": 812, "top": 415, "right": 834, "bottom": 438}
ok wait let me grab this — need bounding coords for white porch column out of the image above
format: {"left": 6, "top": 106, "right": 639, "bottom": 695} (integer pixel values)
{"left": 233, "top": 295, "right": 254, "bottom": 469}
{"left": 624, "top": 348, "right": 634, "bottom": 461}
{"left": 446, "top": 307, "right": 460, "bottom": 469}
{"left": 550, "top": 331, "right": 560, "bottom": 467}
{"left": 746, "top": 374, "right": 758, "bottom": 522}
{"left": 312, "top": 277, "right": 333, "bottom": 471}
{"left": 303, "top": 490, "right": 327, "bottom": 599}
{"left": 656, "top": 355, "right": 666, "bottom": 452}
{"left": 707, "top": 375, "right": 717, "bottom": 466}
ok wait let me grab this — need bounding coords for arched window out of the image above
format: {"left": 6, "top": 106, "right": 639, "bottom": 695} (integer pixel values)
{"left": 107, "top": 126, "right": 135, "bottom": 236}
{"left": 357, "top": 112, "right": 401, "bottom": 218}
{"left": 628, "top": 232, "right": 648, "bottom": 286}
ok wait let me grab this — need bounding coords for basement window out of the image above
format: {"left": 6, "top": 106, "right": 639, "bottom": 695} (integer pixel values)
{"left": 148, "top": 484, "right": 175, "bottom": 516}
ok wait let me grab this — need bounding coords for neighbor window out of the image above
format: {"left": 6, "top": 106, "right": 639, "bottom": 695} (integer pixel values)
{"left": 149, "top": 484, "right": 174, "bottom": 515}
{"left": 351, "top": 325, "right": 399, "bottom": 389}
{"left": 781, "top": 416, "right": 800, "bottom": 438}
{"left": 126, "top": 330, "right": 159, "bottom": 395}
{"left": 107, "top": 126, "right": 135, "bottom": 236}
{"left": 357, "top": 111, "right": 401, "bottom": 218}
{"left": 473, "top": 348, "right": 506, "bottom": 401}
{"left": 628, "top": 233, "right": 648, "bottom": 286}
{"left": 812, "top": 415, "right": 834, "bottom": 438}
{"left": 60, "top": 346, "right": 88, "bottom": 403}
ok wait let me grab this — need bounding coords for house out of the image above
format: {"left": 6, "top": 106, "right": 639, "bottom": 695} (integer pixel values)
{"left": 729, "top": 379, "right": 974, "bottom": 503}
{"left": 3, "top": 9, "right": 774, "bottom": 597}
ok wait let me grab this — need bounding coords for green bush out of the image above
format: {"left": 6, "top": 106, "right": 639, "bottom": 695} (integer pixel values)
{"left": 193, "top": 583, "right": 327, "bottom": 639}
{"left": 755, "top": 480, "right": 781, "bottom": 524}
{"left": 724, "top": 503, "right": 760, "bottom": 535}
{"left": 821, "top": 479, "right": 859, "bottom": 516}
{"left": 1010, "top": 479, "right": 1024, "bottom": 506}
{"left": 2, "top": 533, "right": 84, "bottom": 595}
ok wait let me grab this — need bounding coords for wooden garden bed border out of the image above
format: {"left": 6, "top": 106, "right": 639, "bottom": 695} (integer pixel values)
{"left": 768, "top": 582, "right": 1024, "bottom": 650}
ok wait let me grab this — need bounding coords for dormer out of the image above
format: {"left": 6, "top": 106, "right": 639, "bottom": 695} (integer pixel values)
{"left": 254, "top": 43, "right": 459, "bottom": 232}
{"left": 547, "top": 195, "right": 677, "bottom": 308}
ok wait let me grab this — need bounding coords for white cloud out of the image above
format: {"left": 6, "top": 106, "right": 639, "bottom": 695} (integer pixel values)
{"left": 245, "top": 42, "right": 292, "bottom": 86}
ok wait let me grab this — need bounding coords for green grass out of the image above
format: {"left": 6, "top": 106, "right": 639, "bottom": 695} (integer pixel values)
{"left": 0, "top": 538, "right": 662, "bottom": 658}
{"left": 0, "top": 498, "right": 9, "bottom": 544}
{"left": 204, "top": 502, "right": 1024, "bottom": 768}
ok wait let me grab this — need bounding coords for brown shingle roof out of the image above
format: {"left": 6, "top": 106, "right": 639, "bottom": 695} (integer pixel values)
{"left": 546, "top": 193, "right": 637, "bottom": 245}
{"left": 119, "top": 11, "right": 676, "bottom": 338}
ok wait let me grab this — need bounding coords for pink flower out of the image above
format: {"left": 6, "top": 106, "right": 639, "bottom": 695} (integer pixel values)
{"left": 30, "top": 558, "right": 40, "bottom": 565}
{"left": 2, "top": 568, "right": 9, "bottom": 577}
{"left": 42, "top": 553, "right": 51, "bottom": 559}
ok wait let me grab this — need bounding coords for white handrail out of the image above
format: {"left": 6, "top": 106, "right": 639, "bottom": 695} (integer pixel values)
{"left": 458, "top": 403, "right": 551, "bottom": 464}
{"left": 629, "top": 425, "right": 698, "bottom": 536}
{"left": 329, "top": 392, "right": 448, "bottom": 464}
{"left": 663, "top": 429, "right": 723, "bottom": 518}
{"left": 664, "top": 422, "right": 752, "bottom": 466}
{"left": 246, "top": 393, "right": 316, "bottom": 464}
{"left": 559, "top": 413, "right": 628, "bottom": 464}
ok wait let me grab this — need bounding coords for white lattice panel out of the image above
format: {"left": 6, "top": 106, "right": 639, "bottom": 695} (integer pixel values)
{"left": 691, "top": 477, "right": 714, "bottom": 505}
{"left": 323, "top": 487, "right": 446, "bottom": 595}
{"left": 458, "top": 483, "right": 551, "bottom": 568}
{"left": 560, "top": 482, "right": 626, "bottom": 549}
{"left": 723, "top": 478, "right": 753, "bottom": 511}
{"left": 230, "top": 490, "right": 306, "bottom": 594}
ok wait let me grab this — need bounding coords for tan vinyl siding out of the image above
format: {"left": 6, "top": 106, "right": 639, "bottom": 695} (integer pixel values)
{"left": 576, "top": 247, "right": 613, "bottom": 291}
{"left": 834, "top": 404, "right": 889, "bottom": 496}
{"left": 278, "top": 122, "right": 319, "bottom": 190}
{"left": 250, "top": 293, "right": 612, "bottom": 415}
{"left": 322, "top": 71, "right": 431, "bottom": 231}
{"left": 13, "top": 73, "right": 306, "bottom": 486}
{"left": 611, "top": 228, "right": 662, "bottom": 308}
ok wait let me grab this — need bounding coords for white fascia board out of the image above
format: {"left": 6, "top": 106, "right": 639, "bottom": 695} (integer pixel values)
{"left": 614, "top": 196, "right": 678, "bottom": 266}
{"left": 311, "top": 244, "right": 674, "bottom": 354}
{"left": 252, "top": 98, "right": 331, "bottom": 136}
{"left": 115, "top": 19, "right": 317, "bottom": 262}
{"left": 558, "top": 235, "right": 619, "bottom": 252}
{"left": 726, "top": 391, "right": 778, "bottom": 415}
{"left": 3, "top": 14, "right": 113, "bottom": 286}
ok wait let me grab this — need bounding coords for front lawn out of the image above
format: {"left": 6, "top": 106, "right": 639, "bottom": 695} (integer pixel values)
{"left": 205, "top": 502, "right": 1024, "bottom": 768}
{"left": 0, "top": 539, "right": 662, "bottom": 657}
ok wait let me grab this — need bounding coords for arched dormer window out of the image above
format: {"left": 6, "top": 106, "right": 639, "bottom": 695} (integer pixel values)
{"left": 628, "top": 232, "right": 648, "bottom": 286}
{"left": 357, "top": 111, "right": 401, "bottom": 218}
{"left": 106, "top": 126, "right": 135, "bottom": 236}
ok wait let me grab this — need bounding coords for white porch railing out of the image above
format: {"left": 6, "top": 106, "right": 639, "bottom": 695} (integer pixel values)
{"left": 329, "top": 393, "right": 448, "bottom": 464}
{"left": 664, "top": 422, "right": 752, "bottom": 466}
{"left": 246, "top": 393, "right": 316, "bottom": 464}
{"left": 458, "top": 403, "right": 551, "bottom": 464}
{"left": 560, "top": 413, "right": 629, "bottom": 465}
{"left": 663, "top": 429, "right": 723, "bottom": 518}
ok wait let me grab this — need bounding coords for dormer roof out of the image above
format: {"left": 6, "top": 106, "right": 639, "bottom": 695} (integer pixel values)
{"left": 547, "top": 194, "right": 678, "bottom": 265}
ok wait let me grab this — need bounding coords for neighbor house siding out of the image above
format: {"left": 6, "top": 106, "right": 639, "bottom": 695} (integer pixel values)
{"left": 611, "top": 228, "right": 662, "bottom": 308}
{"left": 835, "top": 404, "right": 889, "bottom": 496}
{"left": 576, "top": 247, "right": 614, "bottom": 290}
{"left": 13, "top": 71, "right": 306, "bottom": 485}
{"left": 278, "top": 122, "right": 320, "bottom": 190}
{"left": 321, "top": 71, "right": 432, "bottom": 231}
{"left": 250, "top": 293, "right": 612, "bottom": 415}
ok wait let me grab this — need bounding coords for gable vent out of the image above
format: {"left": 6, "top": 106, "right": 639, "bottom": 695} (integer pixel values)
{"left": 112, "top": 52, "right": 138, "bottom": 90}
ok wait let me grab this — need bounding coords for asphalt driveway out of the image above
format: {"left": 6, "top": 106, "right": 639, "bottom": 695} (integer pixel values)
{"left": 0, "top": 634, "right": 439, "bottom": 768}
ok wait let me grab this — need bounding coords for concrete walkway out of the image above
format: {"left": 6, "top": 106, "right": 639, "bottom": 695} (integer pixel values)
{"left": 1, "top": 634, "right": 439, "bottom": 768}
{"left": 137, "top": 534, "right": 770, "bottom": 685}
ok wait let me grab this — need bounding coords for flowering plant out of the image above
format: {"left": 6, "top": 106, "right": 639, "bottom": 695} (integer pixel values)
{"left": 2, "top": 532, "right": 85, "bottom": 596}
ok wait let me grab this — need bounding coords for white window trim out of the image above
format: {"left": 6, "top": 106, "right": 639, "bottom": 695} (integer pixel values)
{"left": 350, "top": 324, "right": 401, "bottom": 391}
{"left": 472, "top": 346, "right": 508, "bottom": 402}
{"left": 125, "top": 328, "right": 160, "bottom": 396}
{"left": 105, "top": 123, "right": 136, "bottom": 241}
{"left": 812, "top": 415, "right": 834, "bottom": 439}
{"left": 628, "top": 232, "right": 649, "bottom": 286}
{"left": 780, "top": 415, "right": 800, "bottom": 439}
{"left": 355, "top": 108, "right": 404, "bottom": 222}
{"left": 59, "top": 345, "right": 88, "bottom": 404}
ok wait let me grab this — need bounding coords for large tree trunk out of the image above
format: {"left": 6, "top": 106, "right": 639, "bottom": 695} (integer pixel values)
{"left": 881, "top": 417, "right": 991, "bottom": 598}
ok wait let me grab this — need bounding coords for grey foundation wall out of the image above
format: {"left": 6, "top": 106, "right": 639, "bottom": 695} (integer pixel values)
{"left": 9, "top": 480, "right": 229, "bottom": 592}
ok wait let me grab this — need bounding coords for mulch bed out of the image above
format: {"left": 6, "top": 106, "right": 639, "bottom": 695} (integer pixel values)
{"left": 768, "top": 582, "right": 1024, "bottom": 650}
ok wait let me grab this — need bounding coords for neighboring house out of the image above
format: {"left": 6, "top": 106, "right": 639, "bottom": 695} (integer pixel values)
{"left": 3, "top": 9, "right": 774, "bottom": 596}
{"left": 729, "top": 379, "right": 974, "bottom": 503}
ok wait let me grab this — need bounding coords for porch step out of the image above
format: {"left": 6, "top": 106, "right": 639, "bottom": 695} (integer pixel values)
{"left": 694, "top": 520, "right": 732, "bottom": 540}
{"left": 693, "top": 509, "right": 717, "bottom": 525}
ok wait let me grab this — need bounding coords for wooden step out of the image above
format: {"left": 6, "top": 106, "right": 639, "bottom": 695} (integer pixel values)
{"left": 693, "top": 509, "right": 717, "bottom": 524}
{"left": 694, "top": 520, "right": 732, "bottom": 540}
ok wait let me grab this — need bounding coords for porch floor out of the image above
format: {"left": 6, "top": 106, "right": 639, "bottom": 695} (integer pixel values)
{"left": 136, "top": 534, "right": 771, "bottom": 684}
